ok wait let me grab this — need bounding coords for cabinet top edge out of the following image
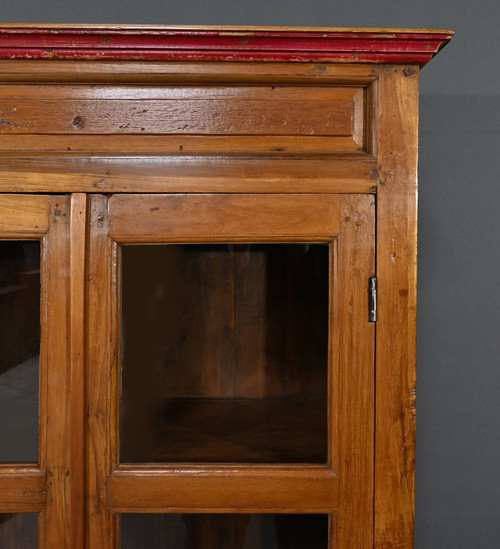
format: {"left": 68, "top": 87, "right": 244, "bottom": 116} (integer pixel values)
{"left": 0, "top": 24, "right": 453, "bottom": 67}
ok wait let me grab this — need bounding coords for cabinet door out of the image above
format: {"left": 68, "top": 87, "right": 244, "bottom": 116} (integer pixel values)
{"left": 0, "top": 195, "right": 72, "bottom": 548}
{"left": 87, "top": 193, "right": 375, "bottom": 548}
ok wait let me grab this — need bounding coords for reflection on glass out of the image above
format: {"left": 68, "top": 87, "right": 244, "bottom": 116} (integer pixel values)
{"left": 0, "top": 242, "right": 40, "bottom": 463}
{"left": 121, "top": 244, "right": 328, "bottom": 463}
{"left": 120, "top": 513, "right": 328, "bottom": 549}
{"left": 0, "top": 513, "right": 38, "bottom": 548}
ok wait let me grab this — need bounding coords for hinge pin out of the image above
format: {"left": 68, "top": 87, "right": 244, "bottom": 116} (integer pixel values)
{"left": 369, "top": 277, "right": 377, "bottom": 322}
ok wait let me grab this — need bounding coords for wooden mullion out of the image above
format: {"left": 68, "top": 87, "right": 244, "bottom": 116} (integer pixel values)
{"left": 69, "top": 194, "right": 87, "bottom": 549}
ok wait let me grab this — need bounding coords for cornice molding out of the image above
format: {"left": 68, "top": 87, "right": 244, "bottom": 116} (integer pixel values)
{"left": 0, "top": 25, "right": 453, "bottom": 66}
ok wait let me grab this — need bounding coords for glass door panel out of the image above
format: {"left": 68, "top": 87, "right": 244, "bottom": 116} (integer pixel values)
{"left": 0, "top": 241, "right": 40, "bottom": 463}
{"left": 120, "top": 513, "right": 329, "bottom": 549}
{"left": 0, "top": 514, "right": 38, "bottom": 548}
{"left": 0, "top": 194, "right": 73, "bottom": 549}
{"left": 120, "top": 243, "right": 329, "bottom": 464}
{"left": 87, "top": 193, "right": 375, "bottom": 549}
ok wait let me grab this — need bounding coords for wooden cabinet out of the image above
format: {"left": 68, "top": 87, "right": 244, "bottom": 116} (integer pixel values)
{"left": 0, "top": 25, "right": 452, "bottom": 548}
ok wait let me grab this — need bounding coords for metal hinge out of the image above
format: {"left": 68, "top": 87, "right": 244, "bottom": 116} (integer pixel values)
{"left": 369, "top": 277, "right": 377, "bottom": 322}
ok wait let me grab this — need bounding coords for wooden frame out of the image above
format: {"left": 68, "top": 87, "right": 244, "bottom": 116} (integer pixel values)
{"left": 87, "top": 193, "right": 374, "bottom": 548}
{"left": 374, "top": 66, "right": 419, "bottom": 547}
{"left": 0, "top": 195, "right": 78, "bottom": 547}
{"left": 0, "top": 25, "right": 452, "bottom": 549}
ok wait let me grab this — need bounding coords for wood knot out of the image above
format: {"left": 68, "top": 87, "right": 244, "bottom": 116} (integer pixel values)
{"left": 410, "top": 387, "right": 417, "bottom": 417}
{"left": 0, "top": 114, "right": 14, "bottom": 128}
{"left": 72, "top": 116, "right": 85, "bottom": 130}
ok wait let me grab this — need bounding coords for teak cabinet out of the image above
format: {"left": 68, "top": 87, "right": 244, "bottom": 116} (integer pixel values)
{"left": 0, "top": 25, "right": 452, "bottom": 549}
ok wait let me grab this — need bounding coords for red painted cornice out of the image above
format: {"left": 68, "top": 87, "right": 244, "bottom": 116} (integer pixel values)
{"left": 0, "top": 25, "right": 453, "bottom": 66}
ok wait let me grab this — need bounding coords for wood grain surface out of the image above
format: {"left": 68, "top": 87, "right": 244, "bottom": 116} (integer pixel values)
{"left": 334, "top": 195, "right": 375, "bottom": 547}
{"left": 0, "top": 156, "right": 378, "bottom": 194}
{"left": 0, "top": 196, "right": 73, "bottom": 547}
{"left": 0, "top": 85, "right": 362, "bottom": 138}
{"left": 0, "top": 195, "right": 50, "bottom": 235}
{"left": 86, "top": 195, "right": 117, "bottom": 548}
{"left": 109, "top": 467, "right": 339, "bottom": 512}
{"left": 109, "top": 194, "right": 341, "bottom": 241}
{"left": 86, "top": 192, "right": 375, "bottom": 547}
{"left": 0, "top": 470, "right": 46, "bottom": 513}
{"left": 41, "top": 196, "right": 72, "bottom": 549}
{"left": 0, "top": 29, "right": 443, "bottom": 546}
{"left": 68, "top": 194, "right": 87, "bottom": 549}
{"left": 374, "top": 66, "right": 419, "bottom": 548}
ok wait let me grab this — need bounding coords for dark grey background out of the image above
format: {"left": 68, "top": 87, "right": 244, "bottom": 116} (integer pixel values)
{"left": 2, "top": 0, "right": 499, "bottom": 547}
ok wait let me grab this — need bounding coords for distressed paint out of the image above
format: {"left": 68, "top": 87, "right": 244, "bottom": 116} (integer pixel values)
{"left": 0, "top": 26, "right": 453, "bottom": 66}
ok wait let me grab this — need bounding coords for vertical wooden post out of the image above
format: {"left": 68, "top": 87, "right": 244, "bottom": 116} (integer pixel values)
{"left": 336, "top": 195, "right": 375, "bottom": 548}
{"left": 69, "top": 194, "right": 87, "bottom": 549}
{"left": 42, "top": 196, "right": 72, "bottom": 548}
{"left": 375, "top": 65, "right": 419, "bottom": 548}
{"left": 86, "top": 195, "right": 116, "bottom": 549}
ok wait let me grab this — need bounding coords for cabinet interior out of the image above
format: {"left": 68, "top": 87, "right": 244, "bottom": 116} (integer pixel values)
{"left": 120, "top": 243, "right": 329, "bottom": 464}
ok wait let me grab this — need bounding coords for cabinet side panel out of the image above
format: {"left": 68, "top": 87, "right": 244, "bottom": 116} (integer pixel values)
{"left": 375, "top": 66, "right": 418, "bottom": 548}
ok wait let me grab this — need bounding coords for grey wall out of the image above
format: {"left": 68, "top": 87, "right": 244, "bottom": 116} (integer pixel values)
{"left": 3, "top": 1, "right": 500, "bottom": 547}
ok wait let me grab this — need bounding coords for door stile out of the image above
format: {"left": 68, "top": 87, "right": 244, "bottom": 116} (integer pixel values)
{"left": 334, "top": 195, "right": 375, "bottom": 547}
{"left": 38, "top": 196, "right": 72, "bottom": 548}
{"left": 86, "top": 195, "right": 117, "bottom": 549}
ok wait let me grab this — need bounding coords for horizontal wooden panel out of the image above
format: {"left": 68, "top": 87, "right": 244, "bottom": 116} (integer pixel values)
{"left": 0, "top": 134, "right": 360, "bottom": 155}
{"left": 0, "top": 156, "right": 377, "bottom": 194}
{"left": 0, "top": 86, "right": 364, "bottom": 151}
{"left": 109, "top": 468, "right": 338, "bottom": 512}
{"left": 108, "top": 194, "right": 341, "bottom": 241}
{"left": 0, "top": 84, "right": 359, "bottom": 101}
{"left": 0, "top": 194, "right": 51, "bottom": 235}
{"left": 0, "top": 469, "right": 46, "bottom": 512}
{"left": 0, "top": 60, "right": 379, "bottom": 85}
{"left": 0, "top": 99, "right": 352, "bottom": 137}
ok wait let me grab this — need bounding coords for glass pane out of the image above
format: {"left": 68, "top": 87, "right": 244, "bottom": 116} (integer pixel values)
{"left": 121, "top": 244, "right": 328, "bottom": 463}
{"left": 0, "top": 513, "right": 38, "bottom": 548}
{"left": 0, "top": 242, "right": 40, "bottom": 463}
{"left": 120, "top": 513, "right": 328, "bottom": 549}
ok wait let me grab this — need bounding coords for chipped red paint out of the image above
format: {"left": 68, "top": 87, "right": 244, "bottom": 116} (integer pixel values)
{"left": 0, "top": 26, "right": 453, "bottom": 66}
